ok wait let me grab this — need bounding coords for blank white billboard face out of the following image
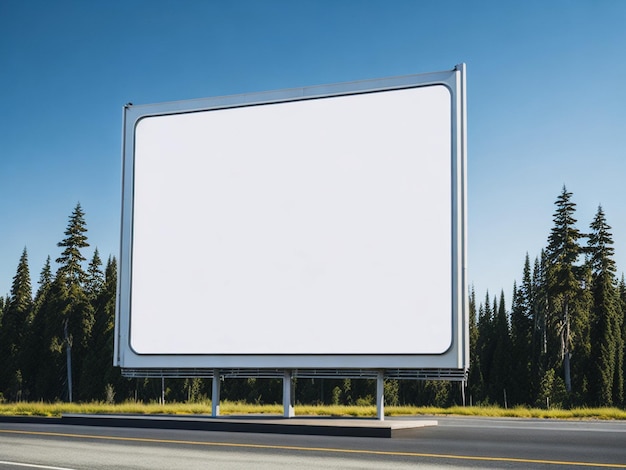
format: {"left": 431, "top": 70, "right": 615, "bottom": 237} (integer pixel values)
{"left": 130, "top": 85, "right": 453, "bottom": 355}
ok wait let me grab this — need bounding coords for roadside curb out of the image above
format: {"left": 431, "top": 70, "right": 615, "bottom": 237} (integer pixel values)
{"left": 1, "top": 414, "right": 438, "bottom": 438}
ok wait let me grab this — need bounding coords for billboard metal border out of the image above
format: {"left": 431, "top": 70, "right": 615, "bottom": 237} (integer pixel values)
{"left": 115, "top": 65, "right": 468, "bottom": 375}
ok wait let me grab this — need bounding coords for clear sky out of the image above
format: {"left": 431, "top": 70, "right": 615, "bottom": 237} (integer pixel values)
{"left": 1, "top": 0, "right": 625, "bottom": 306}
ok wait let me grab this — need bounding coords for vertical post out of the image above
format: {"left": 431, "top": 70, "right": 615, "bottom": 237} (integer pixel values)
{"left": 461, "top": 380, "right": 466, "bottom": 407}
{"left": 283, "top": 370, "right": 295, "bottom": 418}
{"left": 161, "top": 376, "right": 165, "bottom": 405}
{"left": 212, "top": 369, "right": 220, "bottom": 417}
{"left": 376, "top": 370, "right": 385, "bottom": 421}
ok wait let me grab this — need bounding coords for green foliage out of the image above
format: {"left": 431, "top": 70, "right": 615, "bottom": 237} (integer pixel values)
{"left": 384, "top": 379, "right": 399, "bottom": 407}
{"left": 586, "top": 206, "right": 622, "bottom": 406}
{"left": 104, "top": 383, "right": 116, "bottom": 404}
{"left": 85, "top": 248, "right": 104, "bottom": 301}
{"left": 80, "top": 256, "right": 121, "bottom": 401}
{"left": 465, "top": 187, "right": 625, "bottom": 409}
{"left": 0, "top": 248, "right": 32, "bottom": 400}
{"left": 422, "top": 381, "right": 451, "bottom": 407}
{"left": 0, "top": 188, "right": 624, "bottom": 409}
{"left": 617, "top": 276, "right": 626, "bottom": 405}
{"left": 355, "top": 395, "right": 374, "bottom": 406}
{"left": 545, "top": 186, "right": 587, "bottom": 394}
{"left": 472, "top": 291, "right": 494, "bottom": 404}
{"left": 509, "top": 256, "right": 533, "bottom": 404}
{"left": 183, "top": 378, "right": 205, "bottom": 403}
{"left": 535, "top": 368, "right": 568, "bottom": 409}
{"left": 56, "top": 203, "right": 89, "bottom": 285}
{"left": 467, "top": 287, "right": 484, "bottom": 401}
{"left": 488, "top": 291, "right": 511, "bottom": 405}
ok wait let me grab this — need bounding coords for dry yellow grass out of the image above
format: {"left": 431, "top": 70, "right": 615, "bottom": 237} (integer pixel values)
{"left": 0, "top": 402, "right": 625, "bottom": 420}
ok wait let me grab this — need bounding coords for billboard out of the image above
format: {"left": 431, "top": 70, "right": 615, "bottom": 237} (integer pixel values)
{"left": 115, "top": 65, "right": 467, "bottom": 373}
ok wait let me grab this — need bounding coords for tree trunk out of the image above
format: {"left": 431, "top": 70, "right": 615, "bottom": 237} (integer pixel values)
{"left": 64, "top": 319, "right": 73, "bottom": 403}
{"left": 564, "top": 351, "right": 572, "bottom": 393}
{"left": 563, "top": 301, "right": 572, "bottom": 393}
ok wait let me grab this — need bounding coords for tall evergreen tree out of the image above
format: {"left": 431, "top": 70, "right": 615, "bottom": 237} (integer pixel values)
{"left": 23, "top": 256, "right": 55, "bottom": 400}
{"left": 488, "top": 291, "right": 512, "bottom": 405}
{"left": 545, "top": 186, "right": 588, "bottom": 395}
{"left": 85, "top": 248, "right": 105, "bottom": 302}
{"left": 586, "top": 206, "right": 621, "bottom": 405}
{"left": 56, "top": 203, "right": 89, "bottom": 285}
{"left": 510, "top": 255, "right": 534, "bottom": 405}
{"left": 0, "top": 248, "right": 32, "bottom": 400}
{"left": 53, "top": 203, "right": 94, "bottom": 401}
{"left": 80, "top": 256, "right": 123, "bottom": 400}
{"left": 475, "top": 292, "right": 494, "bottom": 403}
{"left": 530, "top": 251, "right": 549, "bottom": 403}
{"left": 34, "top": 256, "right": 53, "bottom": 306}
{"left": 619, "top": 276, "right": 626, "bottom": 406}
{"left": 467, "top": 286, "right": 483, "bottom": 404}
{"left": 31, "top": 275, "right": 70, "bottom": 400}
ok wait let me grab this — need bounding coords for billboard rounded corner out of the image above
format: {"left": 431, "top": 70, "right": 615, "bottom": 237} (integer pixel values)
{"left": 132, "top": 114, "right": 153, "bottom": 137}
{"left": 128, "top": 333, "right": 144, "bottom": 357}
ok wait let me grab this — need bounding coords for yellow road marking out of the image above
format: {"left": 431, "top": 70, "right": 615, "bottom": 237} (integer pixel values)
{"left": 1, "top": 428, "right": 624, "bottom": 468}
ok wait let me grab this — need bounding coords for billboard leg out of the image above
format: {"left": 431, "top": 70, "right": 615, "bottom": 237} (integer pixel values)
{"left": 283, "top": 370, "right": 295, "bottom": 418}
{"left": 461, "top": 380, "right": 466, "bottom": 407}
{"left": 376, "top": 370, "right": 385, "bottom": 421}
{"left": 212, "top": 369, "right": 221, "bottom": 417}
{"left": 161, "top": 376, "right": 165, "bottom": 405}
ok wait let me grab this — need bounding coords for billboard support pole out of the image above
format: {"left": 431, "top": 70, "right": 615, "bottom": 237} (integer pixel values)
{"left": 376, "top": 370, "right": 385, "bottom": 421}
{"left": 283, "top": 370, "right": 295, "bottom": 418}
{"left": 212, "top": 369, "right": 220, "bottom": 417}
{"left": 461, "top": 380, "right": 466, "bottom": 407}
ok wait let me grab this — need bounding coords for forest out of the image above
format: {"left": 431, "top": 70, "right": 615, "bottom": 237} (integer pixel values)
{"left": 0, "top": 186, "right": 624, "bottom": 409}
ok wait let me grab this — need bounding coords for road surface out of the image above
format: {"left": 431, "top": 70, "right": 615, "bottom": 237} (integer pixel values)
{"left": 1, "top": 416, "right": 625, "bottom": 469}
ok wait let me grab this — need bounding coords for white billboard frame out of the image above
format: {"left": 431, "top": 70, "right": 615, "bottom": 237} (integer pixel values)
{"left": 114, "top": 65, "right": 468, "bottom": 374}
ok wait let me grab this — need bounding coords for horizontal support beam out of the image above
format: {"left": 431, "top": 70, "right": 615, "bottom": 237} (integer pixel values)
{"left": 121, "top": 368, "right": 468, "bottom": 381}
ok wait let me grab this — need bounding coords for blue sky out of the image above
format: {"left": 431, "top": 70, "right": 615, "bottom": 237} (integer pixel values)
{"left": 1, "top": 0, "right": 625, "bottom": 306}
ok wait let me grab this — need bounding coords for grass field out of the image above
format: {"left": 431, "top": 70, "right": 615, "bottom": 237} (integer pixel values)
{"left": 1, "top": 401, "right": 625, "bottom": 420}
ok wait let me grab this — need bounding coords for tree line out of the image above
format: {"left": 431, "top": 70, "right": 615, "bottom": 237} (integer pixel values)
{"left": 0, "top": 188, "right": 624, "bottom": 407}
{"left": 469, "top": 186, "right": 625, "bottom": 408}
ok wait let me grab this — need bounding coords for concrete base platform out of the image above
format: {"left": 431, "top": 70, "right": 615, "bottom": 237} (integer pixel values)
{"left": 60, "top": 414, "right": 438, "bottom": 438}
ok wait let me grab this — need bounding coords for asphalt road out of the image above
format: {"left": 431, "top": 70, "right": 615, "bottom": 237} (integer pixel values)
{"left": 1, "top": 416, "right": 625, "bottom": 469}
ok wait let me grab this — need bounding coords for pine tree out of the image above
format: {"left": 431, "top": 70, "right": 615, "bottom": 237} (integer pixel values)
{"left": 56, "top": 203, "right": 89, "bottom": 285}
{"left": 85, "top": 248, "right": 104, "bottom": 302}
{"left": 34, "top": 256, "right": 53, "bottom": 306}
{"left": 530, "top": 251, "right": 549, "bottom": 403}
{"left": 467, "top": 286, "right": 483, "bottom": 404}
{"left": 80, "top": 256, "right": 122, "bottom": 400}
{"left": 618, "top": 276, "right": 626, "bottom": 406}
{"left": 0, "top": 248, "right": 32, "bottom": 400}
{"left": 53, "top": 203, "right": 95, "bottom": 401}
{"left": 511, "top": 253, "right": 535, "bottom": 403}
{"left": 475, "top": 292, "right": 494, "bottom": 403}
{"left": 32, "top": 276, "right": 69, "bottom": 400}
{"left": 510, "top": 255, "right": 534, "bottom": 404}
{"left": 23, "top": 256, "right": 55, "bottom": 400}
{"left": 488, "top": 291, "right": 512, "bottom": 406}
{"left": 586, "top": 206, "right": 621, "bottom": 406}
{"left": 545, "top": 186, "right": 588, "bottom": 395}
